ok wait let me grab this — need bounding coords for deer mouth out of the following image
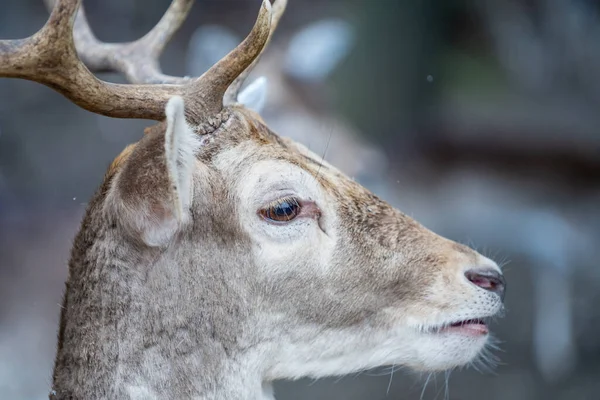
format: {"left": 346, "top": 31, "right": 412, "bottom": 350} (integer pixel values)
{"left": 433, "top": 318, "right": 489, "bottom": 337}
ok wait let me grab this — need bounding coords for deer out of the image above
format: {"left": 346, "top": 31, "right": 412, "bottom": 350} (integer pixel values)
{"left": 0, "top": 0, "right": 506, "bottom": 399}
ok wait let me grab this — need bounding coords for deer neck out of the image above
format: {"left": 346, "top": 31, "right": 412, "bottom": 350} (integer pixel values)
{"left": 50, "top": 200, "right": 273, "bottom": 400}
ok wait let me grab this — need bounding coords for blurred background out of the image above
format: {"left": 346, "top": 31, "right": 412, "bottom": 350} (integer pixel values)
{"left": 1, "top": 0, "right": 600, "bottom": 399}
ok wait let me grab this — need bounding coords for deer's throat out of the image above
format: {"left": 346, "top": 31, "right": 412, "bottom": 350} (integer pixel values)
{"left": 50, "top": 257, "right": 250, "bottom": 398}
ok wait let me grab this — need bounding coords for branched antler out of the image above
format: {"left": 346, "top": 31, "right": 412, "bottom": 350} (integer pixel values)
{"left": 0, "top": 0, "right": 286, "bottom": 122}
{"left": 43, "top": 0, "right": 194, "bottom": 84}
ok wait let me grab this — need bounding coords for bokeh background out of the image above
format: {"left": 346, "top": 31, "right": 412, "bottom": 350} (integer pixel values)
{"left": 1, "top": 0, "right": 600, "bottom": 399}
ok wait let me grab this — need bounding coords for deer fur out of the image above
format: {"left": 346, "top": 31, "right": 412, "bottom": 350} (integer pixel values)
{"left": 0, "top": 0, "right": 504, "bottom": 398}
{"left": 49, "top": 96, "right": 504, "bottom": 399}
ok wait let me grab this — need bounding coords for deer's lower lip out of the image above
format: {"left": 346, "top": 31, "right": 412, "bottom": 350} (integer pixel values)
{"left": 438, "top": 319, "right": 489, "bottom": 336}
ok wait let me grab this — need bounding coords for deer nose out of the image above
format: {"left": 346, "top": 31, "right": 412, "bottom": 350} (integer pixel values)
{"left": 465, "top": 268, "right": 506, "bottom": 300}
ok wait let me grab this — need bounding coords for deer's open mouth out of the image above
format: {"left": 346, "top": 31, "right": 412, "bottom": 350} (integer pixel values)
{"left": 431, "top": 318, "right": 489, "bottom": 337}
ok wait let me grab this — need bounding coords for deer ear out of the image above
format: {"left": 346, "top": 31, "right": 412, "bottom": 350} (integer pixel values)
{"left": 163, "top": 96, "right": 200, "bottom": 221}
{"left": 237, "top": 76, "right": 268, "bottom": 113}
{"left": 108, "top": 96, "right": 201, "bottom": 247}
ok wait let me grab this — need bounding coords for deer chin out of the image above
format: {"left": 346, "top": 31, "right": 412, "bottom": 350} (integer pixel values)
{"left": 408, "top": 336, "right": 489, "bottom": 372}
{"left": 402, "top": 315, "right": 497, "bottom": 372}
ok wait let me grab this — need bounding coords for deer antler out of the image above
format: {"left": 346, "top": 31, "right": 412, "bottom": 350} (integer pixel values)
{"left": 0, "top": 0, "right": 284, "bottom": 123}
{"left": 224, "top": 0, "right": 287, "bottom": 105}
{"left": 42, "top": 0, "right": 195, "bottom": 85}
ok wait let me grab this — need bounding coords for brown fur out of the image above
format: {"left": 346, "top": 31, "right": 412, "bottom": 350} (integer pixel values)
{"left": 49, "top": 105, "right": 504, "bottom": 399}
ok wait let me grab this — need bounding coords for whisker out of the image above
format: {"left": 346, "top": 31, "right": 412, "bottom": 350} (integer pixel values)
{"left": 468, "top": 336, "right": 504, "bottom": 377}
{"left": 444, "top": 370, "right": 452, "bottom": 400}
{"left": 434, "top": 376, "right": 446, "bottom": 400}
{"left": 366, "top": 367, "right": 395, "bottom": 377}
{"left": 314, "top": 127, "right": 333, "bottom": 183}
{"left": 420, "top": 372, "right": 433, "bottom": 400}
{"left": 386, "top": 364, "right": 396, "bottom": 394}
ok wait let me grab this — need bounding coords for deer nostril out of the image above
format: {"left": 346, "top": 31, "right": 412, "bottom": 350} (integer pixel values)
{"left": 465, "top": 268, "right": 506, "bottom": 300}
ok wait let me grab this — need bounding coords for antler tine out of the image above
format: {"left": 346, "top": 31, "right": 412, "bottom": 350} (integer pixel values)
{"left": 223, "top": 0, "right": 288, "bottom": 105}
{"left": 183, "top": 0, "right": 274, "bottom": 119}
{"left": 43, "top": 0, "right": 194, "bottom": 84}
{"left": 0, "top": 0, "right": 182, "bottom": 120}
{"left": 140, "top": 0, "right": 195, "bottom": 59}
{"left": 1, "top": 0, "right": 280, "bottom": 123}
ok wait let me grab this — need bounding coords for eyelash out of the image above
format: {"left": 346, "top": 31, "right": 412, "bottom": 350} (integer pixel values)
{"left": 259, "top": 196, "right": 302, "bottom": 223}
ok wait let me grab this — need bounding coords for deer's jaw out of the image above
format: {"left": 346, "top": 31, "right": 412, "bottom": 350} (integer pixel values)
{"left": 264, "top": 320, "right": 492, "bottom": 380}
{"left": 258, "top": 258, "right": 503, "bottom": 379}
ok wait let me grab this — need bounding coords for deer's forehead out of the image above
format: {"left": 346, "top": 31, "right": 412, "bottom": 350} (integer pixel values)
{"left": 209, "top": 140, "right": 320, "bottom": 189}
{"left": 202, "top": 131, "right": 383, "bottom": 215}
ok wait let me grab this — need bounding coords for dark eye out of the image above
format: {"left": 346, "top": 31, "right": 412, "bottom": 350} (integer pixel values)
{"left": 259, "top": 197, "right": 301, "bottom": 223}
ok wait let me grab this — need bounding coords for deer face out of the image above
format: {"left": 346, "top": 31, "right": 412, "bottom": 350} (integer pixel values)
{"left": 2, "top": 0, "right": 505, "bottom": 391}
{"left": 208, "top": 111, "right": 505, "bottom": 376}
{"left": 107, "top": 99, "right": 505, "bottom": 379}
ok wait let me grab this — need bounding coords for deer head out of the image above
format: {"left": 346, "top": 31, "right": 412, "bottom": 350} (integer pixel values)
{"left": 1, "top": 1, "right": 506, "bottom": 399}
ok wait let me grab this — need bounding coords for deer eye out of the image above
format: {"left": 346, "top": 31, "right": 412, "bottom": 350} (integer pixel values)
{"left": 259, "top": 196, "right": 301, "bottom": 223}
